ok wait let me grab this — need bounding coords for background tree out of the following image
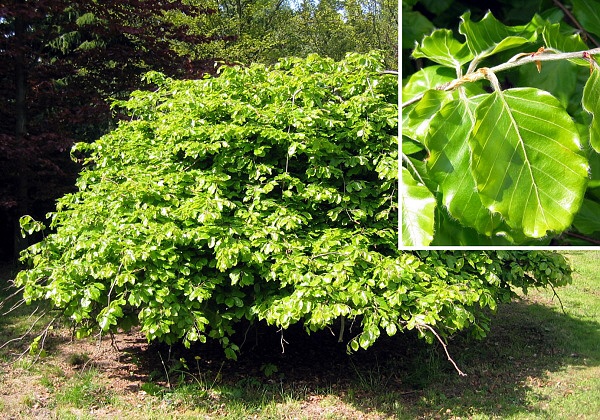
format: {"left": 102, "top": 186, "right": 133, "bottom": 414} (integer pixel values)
{"left": 0, "top": 0, "right": 224, "bottom": 260}
{"left": 187, "top": 0, "right": 398, "bottom": 68}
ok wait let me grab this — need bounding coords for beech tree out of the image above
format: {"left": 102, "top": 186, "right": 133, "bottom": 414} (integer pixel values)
{"left": 14, "top": 53, "right": 573, "bottom": 364}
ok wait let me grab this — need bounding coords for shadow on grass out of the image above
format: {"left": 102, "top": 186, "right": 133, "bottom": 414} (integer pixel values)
{"left": 2, "top": 257, "right": 599, "bottom": 419}
{"left": 135, "top": 294, "right": 600, "bottom": 419}
{"left": 383, "top": 296, "right": 600, "bottom": 418}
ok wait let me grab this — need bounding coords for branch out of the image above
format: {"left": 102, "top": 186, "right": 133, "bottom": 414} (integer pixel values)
{"left": 417, "top": 323, "right": 467, "bottom": 376}
{"left": 564, "top": 231, "right": 600, "bottom": 245}
{"left": 552, "top": 0, "right": 600, "bottom": 48}
{"left": 402, "top": 47, "right": 600, "bottom": 108}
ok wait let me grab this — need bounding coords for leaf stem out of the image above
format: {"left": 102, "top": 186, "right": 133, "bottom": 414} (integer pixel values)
{"left": 402, "top": 47, "right": 600, "bottom": 108}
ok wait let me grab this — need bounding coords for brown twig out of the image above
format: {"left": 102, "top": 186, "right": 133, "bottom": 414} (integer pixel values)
{"left": 403, "top": 47, "right": 600, "bottom": 108}
{"left": 564, "top": 231, "right": 600, "bottom": 245}
{"left": 416, "top": 323, "right": 467, "bottom": 376}
{"left": 553, "top": 0, "right": 600, "bottom": 48}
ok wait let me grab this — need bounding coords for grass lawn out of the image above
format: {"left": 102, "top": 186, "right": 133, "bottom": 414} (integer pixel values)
{"left": 0, "top": 250, "right": 599, "bottom": 419}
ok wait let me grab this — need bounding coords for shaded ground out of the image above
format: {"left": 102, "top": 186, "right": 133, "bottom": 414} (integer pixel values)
{"left": 1, "top": 259, "right": 600, "bottom": 419}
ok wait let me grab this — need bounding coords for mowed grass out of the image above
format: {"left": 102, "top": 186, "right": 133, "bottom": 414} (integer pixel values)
{"left": 0, "top": 251, "right": 599, "bottom": 419}
{"left": 404, "top": 250, "right": 600, "bottom": 419}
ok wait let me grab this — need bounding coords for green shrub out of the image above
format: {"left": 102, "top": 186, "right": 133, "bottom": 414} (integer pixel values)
{"left": 15, "top": 52, "right": 571, "bottom": 358}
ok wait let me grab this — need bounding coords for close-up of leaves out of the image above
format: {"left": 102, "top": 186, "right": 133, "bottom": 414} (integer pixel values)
{"left": 402, "top": 0, "right": 600, "bottom": 246}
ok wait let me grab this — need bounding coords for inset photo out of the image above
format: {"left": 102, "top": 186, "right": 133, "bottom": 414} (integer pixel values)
{"left": 401, "top": 1, "right": 600, "bottom": 248}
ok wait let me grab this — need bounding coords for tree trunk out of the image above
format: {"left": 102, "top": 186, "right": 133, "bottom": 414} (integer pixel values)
{"left": 13, "top": 6, "right": 30, "bottom": 259}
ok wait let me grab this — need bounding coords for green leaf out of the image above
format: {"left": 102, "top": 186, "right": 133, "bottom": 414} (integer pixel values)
{"left": 572, "top": 198, "right": 600, "bottom": 234}
{"left": 541, "top": 23, "right": 589, "bottom": 67}
{"left": 518, "top": 60, "right": 578, "bottom": 108}
{"left": 402, "top": 66, "right": 456, "bottom": 102}
{"left": 459, "top": 11, "right": 538, "bottom": 59}
{"left": 431, "top": 210, "right": 521, "bottom": 246}
{"left": 469, "top": 88, "right": 589, "bottom": 238}
{"left": 401, "top": 11, "right": 434, "bottom": 49}
{"left": 19, "top": 215, "right": 45, "bottom": 237}
{"left": 403, "top": 89, "right": 450, "bottom": 141}
{"left": 583, "top": 69, "right": 600, "bottom": 153}
{"left": 402, "top": 138, "right": 424, "bottom": 156}
{"left": 401, "top": 167, "right": 435, "bottom": 246}
{"left": 572, "top": 0, "right": 600, "bottom": 38}
{"left": 412, "top": 29, "right": 474, "bottom": 69}
{"left": 419, "top": 0, "right": 453, "bottom": 15}
{"left": 424, "top": 96, "right": 503, "bottom": 236}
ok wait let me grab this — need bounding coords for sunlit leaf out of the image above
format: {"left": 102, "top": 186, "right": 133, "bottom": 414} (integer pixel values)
{"left": 424, "top": 95, "right": 503, "bottom": 236}
{"left": 403, "top": 89, "right": 450, "bottom": 141}
{"left": 542, "top": 23, "right": 589, "bottom": 67}
{"left": 402, "top": 65, "right": 456, "bottom": 102}
{"left": 582, "top": 69, "right": 600, "bottom": 153}
{"left": 401, "top": 167, "right": 436, "bottom": 246}
{"left": 469, "top": 88, "right": 589, "bottom": 238}
{"left": 402, "top": 138, "right": 425, "bottom": 156}
{"left": 459, "top": 11, "right": 538, "bottom": 59}
{"left": 412, "top": 29, "right": 474, "bottom": 69}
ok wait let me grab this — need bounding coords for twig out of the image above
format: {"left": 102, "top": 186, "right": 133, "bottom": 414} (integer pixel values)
{"left": 553, "top": 0, "right": 600, "bottom": 48}
{"left": 0, "top": 307, "right": 43, "bottom": 350}
{"left": 403, "top": 47, "right": 600, "bottom": 108}
{"left": 32, "top": 318, "right": 57, "bottom": 363}
{"left": 0, "top": 286, "right": 25, "bottom": 314}
{"left": 238, "top": 321, "right": 253, "bottom": 350}
{"left": 549, "top": 283, "right": 567, "bottom": 315}
{"left": 277, "top": 327, "right": 288, "bottom": 353}
{"left": 158, "top": 350, "right": 172, "bottom": 388}
{"left": 338, "top": 316, "right": 345, "bottom": 343}
{"left": 2, "top": 295, "right": 27, "bottom": 316}
{"left": 564, "top": 231, "right": 600, "bottom": 245}
{"left": 417, "top": 323, "right": 467, "bottom": 376}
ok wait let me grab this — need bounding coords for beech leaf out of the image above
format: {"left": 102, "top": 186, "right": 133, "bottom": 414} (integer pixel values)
{"left": 412, "top": 29, "right": 473, "bottom": 69}
{"left": 582, "top": 69, "right": 600, "bottom": 153}
{"left": 572, "top": 198, "right": 600, "bottom": 234}
{"left": 401, "top": 167, "right": 435, "bottom": 247}
{"left": 572, "top": 0, "right": 600, "bottom": 38}
{"left": 469, "top": 88, "right": 589, "bottom": 238}
{"left": 459, "top": 11, "right": 538, "bottom": 59}
{"left": 424, "top": 96, "right": 503, "bottom": 236}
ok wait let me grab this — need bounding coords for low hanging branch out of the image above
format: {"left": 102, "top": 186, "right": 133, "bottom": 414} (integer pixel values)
{"left": 417, "top": 323, "right": 467, "bottom": 377}
{"left": 402, "top": 47, "right": 600, "bottom": 108}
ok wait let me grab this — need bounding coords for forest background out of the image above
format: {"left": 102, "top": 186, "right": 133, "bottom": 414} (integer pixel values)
{"left": 0, "top": 0, "right": 398, "bottom": 261}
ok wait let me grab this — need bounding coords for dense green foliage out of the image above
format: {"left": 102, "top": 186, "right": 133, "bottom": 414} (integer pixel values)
{"left": 15, "top": 53, "right": 573, "bottom": 358}
{"left": 0, "top": 0, "right": 397, "bottom": 261}
{"left": 183, "top": 0, "right": 398, "bottom": 69}
{"left": 402, "top": 0, "right": 600, "bottom": 246}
